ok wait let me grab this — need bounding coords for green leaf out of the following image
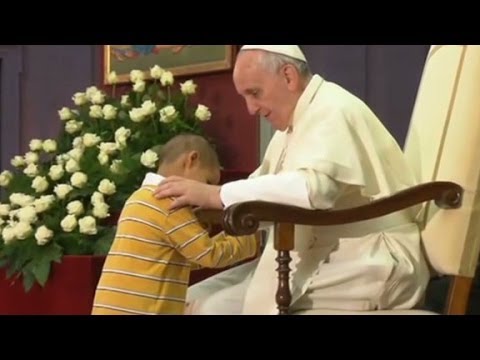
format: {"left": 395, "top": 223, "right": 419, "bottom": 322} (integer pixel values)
{"left": 94, "top": 227, "right": 116, "bottom": 255}
{"left": 32, "top": 259, "right": 51, "bottom": 286}
{"left": 22, "top": 271, "right": 36, "bottom": 293}
{"left": 36, "top": 244, "right": 62, "bottom": 282}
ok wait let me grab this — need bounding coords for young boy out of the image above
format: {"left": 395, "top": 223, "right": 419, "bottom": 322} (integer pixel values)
{"left": 91, "top": 134, "right": 258, "bottom": 315}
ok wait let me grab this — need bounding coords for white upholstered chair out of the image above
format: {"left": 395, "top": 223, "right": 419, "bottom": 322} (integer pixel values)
{"left": 197, "top": 45, "right": 480, "bottom": 315}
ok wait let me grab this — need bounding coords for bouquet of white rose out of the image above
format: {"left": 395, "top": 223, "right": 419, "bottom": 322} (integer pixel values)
{"left": 0, "top": 65, "right": 212, "bottom": 291}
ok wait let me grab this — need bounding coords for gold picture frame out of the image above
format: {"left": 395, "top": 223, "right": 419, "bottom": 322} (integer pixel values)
{"left": 103, "top": 45, "right": 236, "bottom": 84}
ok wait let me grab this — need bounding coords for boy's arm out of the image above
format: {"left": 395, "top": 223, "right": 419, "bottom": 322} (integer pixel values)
{"left": 165, "top": 207, "right": 258, "bottom": 269}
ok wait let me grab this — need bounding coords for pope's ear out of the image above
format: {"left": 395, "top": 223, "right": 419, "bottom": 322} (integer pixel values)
{"left": 282, "top": 64, "right": 300, "bottom": 89}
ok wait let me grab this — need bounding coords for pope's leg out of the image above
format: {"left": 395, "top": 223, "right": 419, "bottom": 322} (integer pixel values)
{"left": 185, "top": 259, "right": 258, "bottom": 315}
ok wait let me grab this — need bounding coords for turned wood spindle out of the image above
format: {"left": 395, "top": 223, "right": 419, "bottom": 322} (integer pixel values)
{"left": 274, "top": 223, "right": 295, "bottom": 315}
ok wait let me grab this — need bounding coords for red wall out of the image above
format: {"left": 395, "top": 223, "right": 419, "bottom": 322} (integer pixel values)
{"left": 98, "top": 46, "right": 259, "bottom": 174}
{"left": 189, "top": 71, "right": 259, "bottom": 173}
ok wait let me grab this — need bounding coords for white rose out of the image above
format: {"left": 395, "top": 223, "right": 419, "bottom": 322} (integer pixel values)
{"left": 180, "top": 80, "right": 197, "bottom": 95}
{"left": 65, "top": 120, "right": 83, "bottom": 134}
{"left": 78, "top": 216, "right": 97, "bottom": 235}
{"left": 0, "top": 171, "right": 13, "bottom": 187}
{"left": 33, "top": 195, "right": 55, "bottom": 213}
{"left": 72, "top": 92, "right": 88, "bottom": 106}
{"left": 98, "top": 179, "right": 116, "bottom": 195}
{"left": 70, "top": 172, "right": 88, "bottom": 188}
{"left": 91, "top": 191, "right": 105, "bottom": 206}
{"left": 102, "top": 104, "right": 117, "bottom": 120}
{"left": 23, "top": 163, "right": 39, "bottom": 177}
{"left": 16, "top": 206, "right": 38, "bottom": 224}
{"left": 133, "top": 80, "right": 146, "bottom": 93}
{"left": 85, "top": 86, "right": 99, "bottom": 100}
{"left": 91, "top": 91, "right": 106, "bottom": 105}
{"left": 129, "top": 107, "right": 146, "bottom": 122}
{"left": 49, "top": 164, "right": 64, "bottom": 181}
{"left": 98, "top": 142, "right": 118, "bottom": 155}
{"left": 72, "top": 137, "right": 84, "bottom": 149}
{"left": 114, "top": 127, "right": 131, "bottom": 149}
{"left": 58, "top": 107, "right": 73, "bottom": 121}
{"left": 11, "top": 155, "right": 25, "bottom": 167}
{"left": 2, "top": 226, "right": 16, "bottom": 244}
{"left": 35, "top": 225, "right": 53, "bottom": 246}
{"left": 65, "top": 159, "right": 80, "bottom": 173}
{"left": 121, "top": 95, "right": 130, "bottom": 107}
{"left": 97, "top": 152, "right": 109, "bottom": 165}
{"left": 93, "top": 202, "right": 110, "bottom": 219}
{"left": 159, "top": 105, "right": 177, "bottom": 123}
{"left": 67, "top": 200, "right": 84, "bottom": 216}
{"left": 29, "top": 139, "right": 43, "bottom": 151}
{"left": 160, "top": 71, "right": 174, "bottom": 86}
{"left": 0, "top": 204, "right": 10, "bottom": 217}
{"left": 195, "top": 104, "right": 212, "bottom": 122}
{"left": 141, "top": 149, "right": 159, "bottom": 168}
{"left": 60, "top": 214, "right": 77, "bottom": 232}
{"left": 31, "top": 176, "right": 49, "bottom": 193}
{"left": 89, "top": 105, "right": 103, "bottom": 118}
{"left": 24, "top": 152, "right": 39, "bottom": 164}
{"left": 130, "top": 70, "right": 144, "bottom": 83}
{"left": 14, "top": 222, "right": 33, "bottom": 240}
{"left": 141, "top": 100, "right": 156, "bottom": 116}
{"left": 83, "top": 133, "right": 101, "bottom": 147}
{"left": 150, "top": 65, "right": 165, "bottom": 79}
{"left": 110, "top": 160, "right": 122, "bottom": 174}
{"left": 68, "top": 148, "right": 84, "bottom": 162}
{"left": 54, "top": 184, "right": 73, "bottom": 199}
{"left": 10, "top": 193, "right": 34, "bottom": 207}
{"left": 107, "top": 71, "right": 118, "bottom": 85}
{"left": 42, "top": 139, "right": 57, "bottom": 153}
{"left": 56, "top": 154, "right": 70, "bottom": 165}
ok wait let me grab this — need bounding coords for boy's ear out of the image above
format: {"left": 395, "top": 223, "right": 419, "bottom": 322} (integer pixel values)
{"left": 184, "top": 151, "right": 199, "bottom": 169}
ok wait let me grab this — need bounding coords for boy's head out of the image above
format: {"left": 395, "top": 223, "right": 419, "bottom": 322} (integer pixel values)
{"left": 156, "top": 134, "right": 221, "bottom": 185}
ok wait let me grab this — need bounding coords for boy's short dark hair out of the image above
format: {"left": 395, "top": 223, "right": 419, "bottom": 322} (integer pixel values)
{"left": 156, "top": 134, "right": 220, "bottom": 169}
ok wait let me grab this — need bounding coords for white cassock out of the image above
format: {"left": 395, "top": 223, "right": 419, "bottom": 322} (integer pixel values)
{"left": 188, "top": 74, "right": 431, "bottom": 315}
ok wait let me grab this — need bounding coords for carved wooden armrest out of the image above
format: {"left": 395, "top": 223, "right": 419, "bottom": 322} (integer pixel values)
{"left": 195, "top": 181, "right": 463, "bottom": 314}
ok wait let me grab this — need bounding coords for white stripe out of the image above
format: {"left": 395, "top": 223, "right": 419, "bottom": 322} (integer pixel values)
{"left": 93, "top": 303, "right": 158, "bottom": 315}
{"left": 166, "top": 219, "right": 197, "bottom": 235}
{"left": 102, "top": 269, "right": 188, "bottom": 285}
{"left": 97, "top": 286, "right": 185, "bottom": 303}
{"left": 193, "top": 246, "right": 213, "bottom": 262}
{"left": 119, "top": 217, "right": 165, "bottom": 231}
{"left": 108, "top": 251, "right": 191, "bottom": 267}
{"left": 178, "top": 230, "right": 208, "bottom": 250}
{"left": 115, "top": 233, "right": 173, "bottom": 248}
{"left": 125, "top": 200, "right": 168, "bottom": 216}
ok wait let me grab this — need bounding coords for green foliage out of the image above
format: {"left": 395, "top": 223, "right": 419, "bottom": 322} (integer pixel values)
{"left": 0, "top": 67, "right": 211, "bottom": 291}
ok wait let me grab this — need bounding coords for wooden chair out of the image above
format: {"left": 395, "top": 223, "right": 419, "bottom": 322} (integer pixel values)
{"left": 197, "top": 45, "right": 480, "bottom": 315}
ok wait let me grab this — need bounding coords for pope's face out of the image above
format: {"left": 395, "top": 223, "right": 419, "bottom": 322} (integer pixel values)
{"left": 233, "top": 51, "right": 299, "bottom": 131}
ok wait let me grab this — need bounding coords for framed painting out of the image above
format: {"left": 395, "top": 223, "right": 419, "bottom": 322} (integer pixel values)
{"left": 103, "top": 45, "right": 236, "bottom": 84}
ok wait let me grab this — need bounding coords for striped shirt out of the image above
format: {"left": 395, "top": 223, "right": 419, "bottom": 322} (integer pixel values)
{"left": 91, "top": 183, "right": 257, "bottom": 315}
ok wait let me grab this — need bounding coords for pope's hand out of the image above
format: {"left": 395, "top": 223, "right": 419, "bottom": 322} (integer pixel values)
{"left": 153, "top": 176, "right": 223, "bottom": 210}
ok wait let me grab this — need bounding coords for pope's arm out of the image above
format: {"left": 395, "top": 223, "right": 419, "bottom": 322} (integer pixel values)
{"left": 220, "top": 170, "right": 347, "bottom": 210}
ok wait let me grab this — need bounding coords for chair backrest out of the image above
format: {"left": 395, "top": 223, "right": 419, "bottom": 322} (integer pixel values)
{"left": 404, "top": 45, "right": 480, "bottom": 278}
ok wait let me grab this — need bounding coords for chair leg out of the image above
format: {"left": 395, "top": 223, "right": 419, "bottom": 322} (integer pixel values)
{"left": 445, "top": 276, "right": 473, "bottom": 315}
